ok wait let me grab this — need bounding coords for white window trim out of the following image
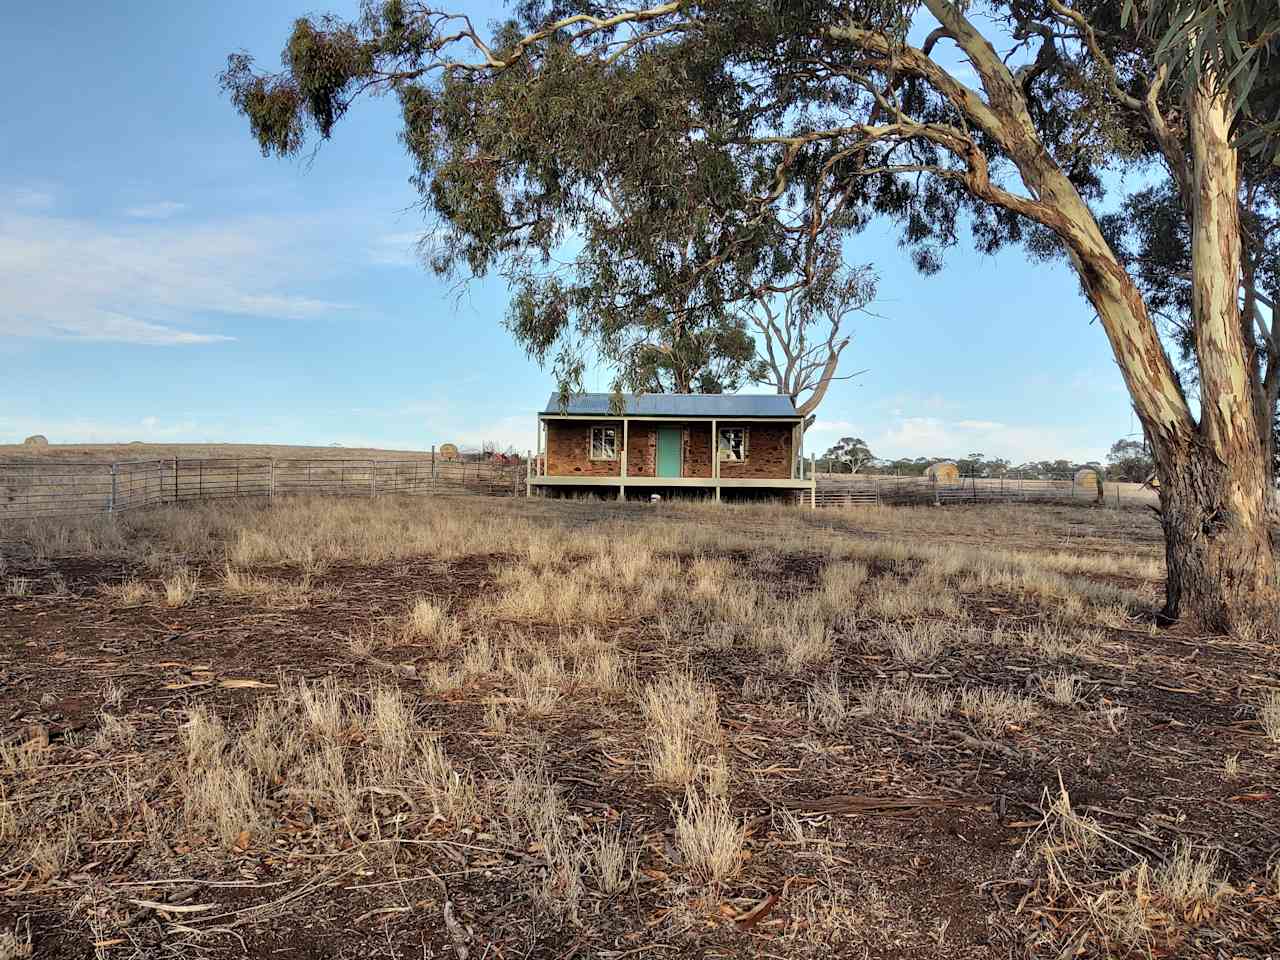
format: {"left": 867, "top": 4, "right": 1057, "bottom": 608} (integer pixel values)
{"left": 718, "top": 426, "right": 748, "bottom": 462}
{"left": 589, "top": 425, "right": 619, "bottom": 461}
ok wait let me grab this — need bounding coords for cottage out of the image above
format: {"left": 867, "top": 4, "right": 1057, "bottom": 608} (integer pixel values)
{"left": 527, "top": 393, "right": 816, "bottom": 503}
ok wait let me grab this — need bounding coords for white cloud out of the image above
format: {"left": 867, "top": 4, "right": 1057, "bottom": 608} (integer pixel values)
{"left": 123, "top": 201, "right": 187, "bottom": 220}
{"left": 0, "top": 413, "right": 205, "bottom": 444}
{"left": 878, "top": 415, "right": 1099, "bottom": 464}
{"left": 0, "top": 203, "right": 352, "bottom": 345}
{"left": 809, "top": 419, "right": 860, "bottom": 434}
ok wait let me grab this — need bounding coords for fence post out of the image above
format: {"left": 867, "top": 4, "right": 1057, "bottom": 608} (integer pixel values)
{"left": 269, "top": 459, "right": 276, "bottom": 500}
{"left": 109, "top": 462, "right": 118, "bottom": 515}
{"left": 236, "top": 460, "right": 241, "bottom": 498}
{"left": 431, "top": 446, "right": 437, "bottom": 494}
{"left": 370, "top": 460, "right": 376, "bottom": 497}
{"left": 172, "top": 458, "right": 178, "bottom": 504}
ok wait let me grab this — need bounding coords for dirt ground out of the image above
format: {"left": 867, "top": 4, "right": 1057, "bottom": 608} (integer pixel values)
{"left": 0, "top": 496, "right": 1277, "bottom": 959}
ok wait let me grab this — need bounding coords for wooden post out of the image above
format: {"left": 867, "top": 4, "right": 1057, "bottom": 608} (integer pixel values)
{"left": 810, "top": 454, "right": 816, "bottom": 509}
{"left": 370, "top": 460, "right": 376, "bottom": 497}
{"left": 172, "top": 457, "right": 178, "bottom": 504}
{"left": 711, "top": 419, "right": 720, "bottom": 502}
{"left": 526, "top": 449, "right": 533, "bottom": 498}
{"left": 619, "top": 418, "right": 628, "bottom": 502}
{"left": 431, "top": 445, "right": 437, "bottom": 494}
{"left": 269, "top": 459, "right": 275, "bottom": 501}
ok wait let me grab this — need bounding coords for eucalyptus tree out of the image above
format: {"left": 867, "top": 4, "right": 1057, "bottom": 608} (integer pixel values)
{"left": 745, "top": 247, "right": 875, "bottom": 423}
{"left": 1103, "top": 166, "right": 1280, "bottom": 482}
{"left": 222, "top": 0, "right": 1279, "bottom": 629}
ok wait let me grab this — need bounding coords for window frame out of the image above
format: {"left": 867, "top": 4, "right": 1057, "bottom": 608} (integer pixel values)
{"left": 717, "top": 426, "right": 748, "bottom": 463}
{"left": 589, "top": 425, "right": 619, "bottom": 461}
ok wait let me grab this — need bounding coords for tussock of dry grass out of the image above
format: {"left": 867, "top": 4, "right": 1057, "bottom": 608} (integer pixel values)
{"left": 1041, "top": 671, "right": 1086, "bottom": 707}
{"left": 161, "top": 567, "right": 197, "bottom": 607}
{"left": 404, "top": 595, "right": 460, "bottom": 645}
{"left": 640, "top": 673, "right": 722, "bottom": 786}
{"left": 960, "top": 686, "right": 1040, "bottom": 733}
{"left": 1257, "top": 689, "right": 1280, "bottom": 742}
{"left": 99, "top": 577, "right": 152, "bottom": 606}
{"left": 858, "top": 682, "right": 954, "bottom": 725}
{"left": 880, "top": 619, "right": 948, "bottom": 663}
{"left": 673, "top": 784, "right": 744, "bottom": 884}
{"left": 806, "top": 670, "right": 849, "bottom": 732}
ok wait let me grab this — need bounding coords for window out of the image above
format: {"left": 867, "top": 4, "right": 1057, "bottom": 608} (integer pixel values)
{"left": 590, "top": 426, "right": 618, "bottom": 460}
{"left": 718, "top": 427, "right": 747, "bottom": 462}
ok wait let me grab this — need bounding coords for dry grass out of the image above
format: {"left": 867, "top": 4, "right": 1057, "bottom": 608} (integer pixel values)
{"left": 1040, "top": 671, "right": 1086, "bottom": 707}
{"left": 161, "top": 566, "right": 197, "bottom": 607}
{"left": 806, "top": 670, "right": 849, "bottom": 732}
{"left": 7, "top": 493, "right": 1273, "bottom": 957}
{"left": 404, "top": 595, "right": 461, "bottom": 645}
{"left": 99, "top": 578, "right": 152, "bottom": 606}
{"left": 858, "top": 681, "right": 955, "bottom": 726}
{"left": 959, "top": 686, "right": 1040, "bottom": 734}
{"left": 1257, "top": 689, "right": 1280, "bottom": 742}
{"left": 672, "top": 784, "right": 744, "bottom": 884}
{"left": 640, "top": 673, "right": 722, "bottom": 787}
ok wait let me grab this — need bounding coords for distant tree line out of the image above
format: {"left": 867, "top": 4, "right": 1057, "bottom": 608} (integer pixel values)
{"left": 818, "top": 437, "right": 1158, "bottom": 482}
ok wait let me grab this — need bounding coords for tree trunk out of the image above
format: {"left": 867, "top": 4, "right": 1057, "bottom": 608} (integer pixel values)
{"left": 1156, "top": 441, "right": 1276, "bottom": 628}
{"left": 1150, "top": 79, "right": 1279, "bottom": 630}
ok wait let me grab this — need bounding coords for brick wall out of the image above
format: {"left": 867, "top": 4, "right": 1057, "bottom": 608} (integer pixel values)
{"left": 720, "top": 422, "right": 793, "bottom": 479}
{"left": 627, "top": 424, "right": 657, "bottom": 477}
{"left": 546, "top": 419, "right": 794, "bottom": 480}
{"left": 545, "top": 421, "right": 621, "bottom": 477}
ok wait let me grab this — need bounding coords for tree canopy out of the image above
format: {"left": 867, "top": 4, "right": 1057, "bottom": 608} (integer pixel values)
{"left": 1106, "top": 437, "right": 1156, "bottom": 482}
{"left": 223, "top": 0, "right": 1280, "bottom": 626}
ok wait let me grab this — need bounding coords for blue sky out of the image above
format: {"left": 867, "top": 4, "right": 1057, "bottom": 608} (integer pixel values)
{"left": 1, "top": 1, "right": 1141, "bottom": 463}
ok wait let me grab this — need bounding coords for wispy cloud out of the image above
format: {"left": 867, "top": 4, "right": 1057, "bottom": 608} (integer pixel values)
{"left": 0, "top": 412, "right": 206, "bottom": 444}
{"left": 10, "top": 186, "right": 54, "bottom": 210}
{"left": 0, "top": 202, "right": 353, "bottom": 345}
{"left": 879, "top": 415, "right": 1099, "bottom": 464}
{"left": 123, "top": 201, "right": 187, "bottom": 220}
{"left": 368, "top": 231, "right": 423, "bottom": 268}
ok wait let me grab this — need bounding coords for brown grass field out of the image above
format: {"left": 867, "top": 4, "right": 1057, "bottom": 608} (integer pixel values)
{"left": 1, "top": 496, "right": 1278, "bottom": 959}
{"left": 0, "top": 443, "right": 441, "bottom": 463}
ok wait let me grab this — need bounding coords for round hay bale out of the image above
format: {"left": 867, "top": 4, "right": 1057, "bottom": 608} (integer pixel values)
{"left": 925, "top": 460, "right": 959, "bottom": 482}
{"left": 439, "top": 443, "right": 460, "bottom": 461}
{"left": 22, "top": 434, "right": 49, "bottom": 447}
{"left": 1074, "top": 467, "right": 1100, "bottom": 488}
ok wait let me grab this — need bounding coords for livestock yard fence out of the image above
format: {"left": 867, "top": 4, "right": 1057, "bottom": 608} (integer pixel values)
{"left": 0, "top": 456, "right": 524, "bottom": 522}
{"left": 803, "top": 472, "right": 1157, "bottom": 508}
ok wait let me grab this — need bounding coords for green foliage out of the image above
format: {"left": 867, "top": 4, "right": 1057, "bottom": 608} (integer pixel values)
{"left": 1106, "top": 437, "right": 1155, "bottom": 482}
{"left": 821, "top": 437, "right": 874, "bottom": 473}
{"left": 219, "top": 0, "right": 1277, "bottom": 403}
{"left": 1125, "top": 0, "right": 1280, "bottom": 158}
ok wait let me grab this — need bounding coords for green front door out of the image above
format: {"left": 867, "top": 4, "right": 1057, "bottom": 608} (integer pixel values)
{"left": 656, "top": 427, "right": 682, "bottom": 478}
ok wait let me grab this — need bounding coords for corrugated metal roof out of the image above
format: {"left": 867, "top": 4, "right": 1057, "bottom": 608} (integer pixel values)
{"left": 541, "top": 393, "right": 800, "bottom": 418}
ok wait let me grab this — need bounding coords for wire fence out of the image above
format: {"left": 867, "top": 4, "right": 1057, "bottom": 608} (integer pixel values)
{"left": 803, "top": 473, "right": 1157, "bottom": 508}
{"left": 0, "top": 457, "right": 525, "bottom": 523}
